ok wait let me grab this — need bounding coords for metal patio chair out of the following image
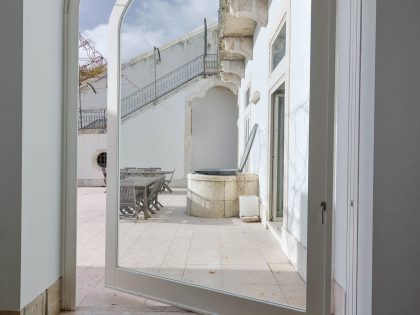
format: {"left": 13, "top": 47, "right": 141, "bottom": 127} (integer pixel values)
{"left": 143, "top": 176, "right": 165, "bottom": 211}
{"left": 162, "top": 169, "right": 175, "bottom": 193}
{"left": 153, "top": 176, "right": 166, "bottom": 209}
{"left": 119, "top": 185, "right": 139, "bottom": 220}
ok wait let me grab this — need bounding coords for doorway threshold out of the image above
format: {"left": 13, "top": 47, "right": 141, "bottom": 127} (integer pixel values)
{"left": 60, "top": 304, "right": 194, "bottom": 314}
{"left": 267, "top": 220, "right": 284, "bottom": 244}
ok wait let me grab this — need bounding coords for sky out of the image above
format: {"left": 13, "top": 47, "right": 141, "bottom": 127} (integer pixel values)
{"left": 80, "top": 0, "right": 219, "bottom": 63}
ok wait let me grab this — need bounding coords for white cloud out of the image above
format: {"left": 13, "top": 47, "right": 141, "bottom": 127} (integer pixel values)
{"left": 81, "top": 0, "right": 218, "bottom": 63}
{"left": 82, "top": 23, "right": 109, "bottom": 60}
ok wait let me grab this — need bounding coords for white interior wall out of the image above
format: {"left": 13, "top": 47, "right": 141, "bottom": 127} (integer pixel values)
{"left": 371, "top": 1, "right": 420, "bottom": 314}
{"left": 20, "top": 0, "right": 63, "bottom": 307}
{"left": 0, "top": 0, "right": 23, "bottom": 310}
{"left": 191, "top": 87, "right": 238, "bottom": 170}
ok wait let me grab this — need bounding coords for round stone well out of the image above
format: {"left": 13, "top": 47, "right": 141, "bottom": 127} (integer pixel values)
{"left": 186, "top": 173, "right": 259, "bottom": 218}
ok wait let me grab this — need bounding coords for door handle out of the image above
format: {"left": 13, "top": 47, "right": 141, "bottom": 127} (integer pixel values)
{"left": 320, "top": 201, "right": 327, "bottom": 224}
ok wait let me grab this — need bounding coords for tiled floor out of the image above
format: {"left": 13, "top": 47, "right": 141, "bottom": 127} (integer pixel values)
{"left": 68, "top": 187, "right": 306, "bottom": 314}
{"left": 63, "top": 188, "right": 193, "bottom": 314}
{"left": 118, "top": 188, "right": 306, "bottom": 308}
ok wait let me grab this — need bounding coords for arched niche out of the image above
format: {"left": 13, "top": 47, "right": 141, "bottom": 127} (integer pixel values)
{"left": 184, "top": 79, "right": 239, "bottom": 174}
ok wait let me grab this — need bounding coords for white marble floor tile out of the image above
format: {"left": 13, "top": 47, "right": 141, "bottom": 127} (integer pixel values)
{"left": 76, "top": 187, "right": 306, "bottom": 311}
{"left": 280, "top": 284, "right": 306, "bottom": 309}
{"left": 269, "top": 263, "right": 306, "bottom": 285}
{"left": 223, "top": 284, "right": 288, "bottom": 305}
{"left": 222, "top": 264, "right": 278, "bottom": 286}
{"left": 183, "top": 264, "right": 223, "bottom": 289}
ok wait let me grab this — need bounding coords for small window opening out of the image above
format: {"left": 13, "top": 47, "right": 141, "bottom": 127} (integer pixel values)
{"left": 271, "top": 23, "right": 287, "bottom": 71}
{"left": 97, "top": 152, "right": 107, "bottom": 168}
{"left": 245, "top": 87, "right": 251, "bottom": 107}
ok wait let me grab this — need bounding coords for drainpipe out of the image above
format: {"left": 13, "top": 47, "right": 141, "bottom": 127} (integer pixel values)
{"left": 203, "top": 18, "right": 208, "bottom": 77}
{"left": 78, "top": 82, "right": 82, "bottom": 129}
{"left": 153, "top": 46, "right": 161, "bottom": 104}
{"left": 79, "top": 83, "right": 97, "bottom": 129}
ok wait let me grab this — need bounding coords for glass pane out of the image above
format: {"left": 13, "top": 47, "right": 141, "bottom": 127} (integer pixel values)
{"left": 117, "top": 0, "right": 307, "bottom": 310}
{"left": 271, "top": 24, "right": 287, "bottom": 71}
{"left": 245, "top": 87, "right": 250, "bottom": 107}
{"left": 276, "top": 94, "right": 285, "bottom": 218}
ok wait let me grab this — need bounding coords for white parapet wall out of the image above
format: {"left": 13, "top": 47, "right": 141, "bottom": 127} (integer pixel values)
{"left": 78, "top": 132, "right": 107, "bottom": 187}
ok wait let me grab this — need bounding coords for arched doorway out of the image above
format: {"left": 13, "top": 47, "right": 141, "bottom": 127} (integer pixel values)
{"left": 191, "top": 86, "right": 238, "bottom": 170}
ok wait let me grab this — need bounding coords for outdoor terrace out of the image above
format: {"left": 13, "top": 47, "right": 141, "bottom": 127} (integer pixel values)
{"left": 76, "top": 187, "right": 306, "bottom": 311}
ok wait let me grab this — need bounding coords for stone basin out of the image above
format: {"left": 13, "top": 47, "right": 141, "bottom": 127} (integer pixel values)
{"left": 186, "top": 173, "right": 259, "bottom": 218}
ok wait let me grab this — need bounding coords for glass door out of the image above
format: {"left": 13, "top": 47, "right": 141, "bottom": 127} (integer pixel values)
{"left": 106, "top": 1, "right": 334, "bottom": 314}
{"left": 272, "top": 88, "right": 285, "bottom": 220}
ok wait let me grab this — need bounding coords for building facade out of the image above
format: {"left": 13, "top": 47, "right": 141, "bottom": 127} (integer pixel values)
{"left": 78, "top": 24, "right": 239, "bottom": 186}
{"left": 218, "top": 0, "right": 311, "bottom": 281}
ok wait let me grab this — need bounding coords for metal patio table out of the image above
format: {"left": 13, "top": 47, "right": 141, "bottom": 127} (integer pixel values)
{"left": 125, "top": 169, "right": 175, "bottom": 193}
{"left": 120, "top": 175, "right": 165, "bottom": 220}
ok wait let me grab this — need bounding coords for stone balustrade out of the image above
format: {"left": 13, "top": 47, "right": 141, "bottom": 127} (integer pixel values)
{"left": 221, "top": 60, "right": 246, "bottom": 79}
{"left": 228, "top": 0, "right": 268, "bottom": 27}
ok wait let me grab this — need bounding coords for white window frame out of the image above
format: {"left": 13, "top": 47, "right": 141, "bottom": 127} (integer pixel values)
{"left": 269, "top": 79, "right": 287, "bottom": 223}
{"left": 245, "top": 85, "right": 251, "bottom": 108}
{"left": 270, "top": 21, "right": 287, "bottom": 73}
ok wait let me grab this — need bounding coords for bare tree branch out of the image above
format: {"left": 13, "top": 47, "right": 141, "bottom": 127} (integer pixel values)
{"left": 79, "top": 34, "right": 107, "bottom": 85}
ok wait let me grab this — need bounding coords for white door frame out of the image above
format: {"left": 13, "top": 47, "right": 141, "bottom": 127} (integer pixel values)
{"left": 61, "top": 0, "right": 79, "bottom": 310}
{"left": 269, "top": 80, "right": 287, "bottom": 223}
{"left": 61, "top": 0, "right": 338, "bottom": 313}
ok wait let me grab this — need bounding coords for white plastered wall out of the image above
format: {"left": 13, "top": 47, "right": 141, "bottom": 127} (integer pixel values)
{"left": 191, "top": 87, "right": 238, "bottom": 170}
{"left": 120, "top": 79, "right": 238, "bottom": 186}
{"left": 20, "top": 0, "right": 64, "bottom": 308}
{"left": 332, "top": 0, "right": 351, "bottom": 295}
{"left": 78, "top": 25, "right": 221, "bottom": 185}
{"left": 237, "top": 0, "right": 311, "bottom": 279}
{"left": 77, "top": 133, "right": 107, "bottom": 186}
{"left": 80, "top": 25, "right": 219, "bottom": 111}
{"left": 121, "top": 25, "right": 219, "bottom": 96}
{"left": 371, "top": 1, "right": 420, "bottom": 314}
{"left": 0, "top": 0, "right": 23, "bottom": 310}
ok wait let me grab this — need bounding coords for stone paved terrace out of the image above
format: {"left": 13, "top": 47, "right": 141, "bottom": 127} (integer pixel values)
{"left": 62, "top": 187, "right": 306, "bottom": 314}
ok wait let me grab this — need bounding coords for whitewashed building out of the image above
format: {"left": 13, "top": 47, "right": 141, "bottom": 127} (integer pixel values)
{"left": 78, "top": 24, "right": 239, "bottom": 186}
{"left": 218, "top": 0, "right": 312, "bottom": 281}
{"left": 217, "top": 0, "right": 355, "bottom": 311}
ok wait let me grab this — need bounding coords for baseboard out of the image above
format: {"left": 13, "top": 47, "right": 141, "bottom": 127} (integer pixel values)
{"left": 332, "top": 280, "right": 346, "bottom": 315}
{"left": 78, "top": 179, "right": 105, "bottom": 187}
{"left": 267, "top": 222, "right": 307, "bottom": 281}
{"left": 77, "top": 179, "right": 187, "bottom": 188}
{"left": 169, "top": 179, "right": 187, "bottom": 188}
{"left": 0, "top": 279, "right": 61, "bottom": 315}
